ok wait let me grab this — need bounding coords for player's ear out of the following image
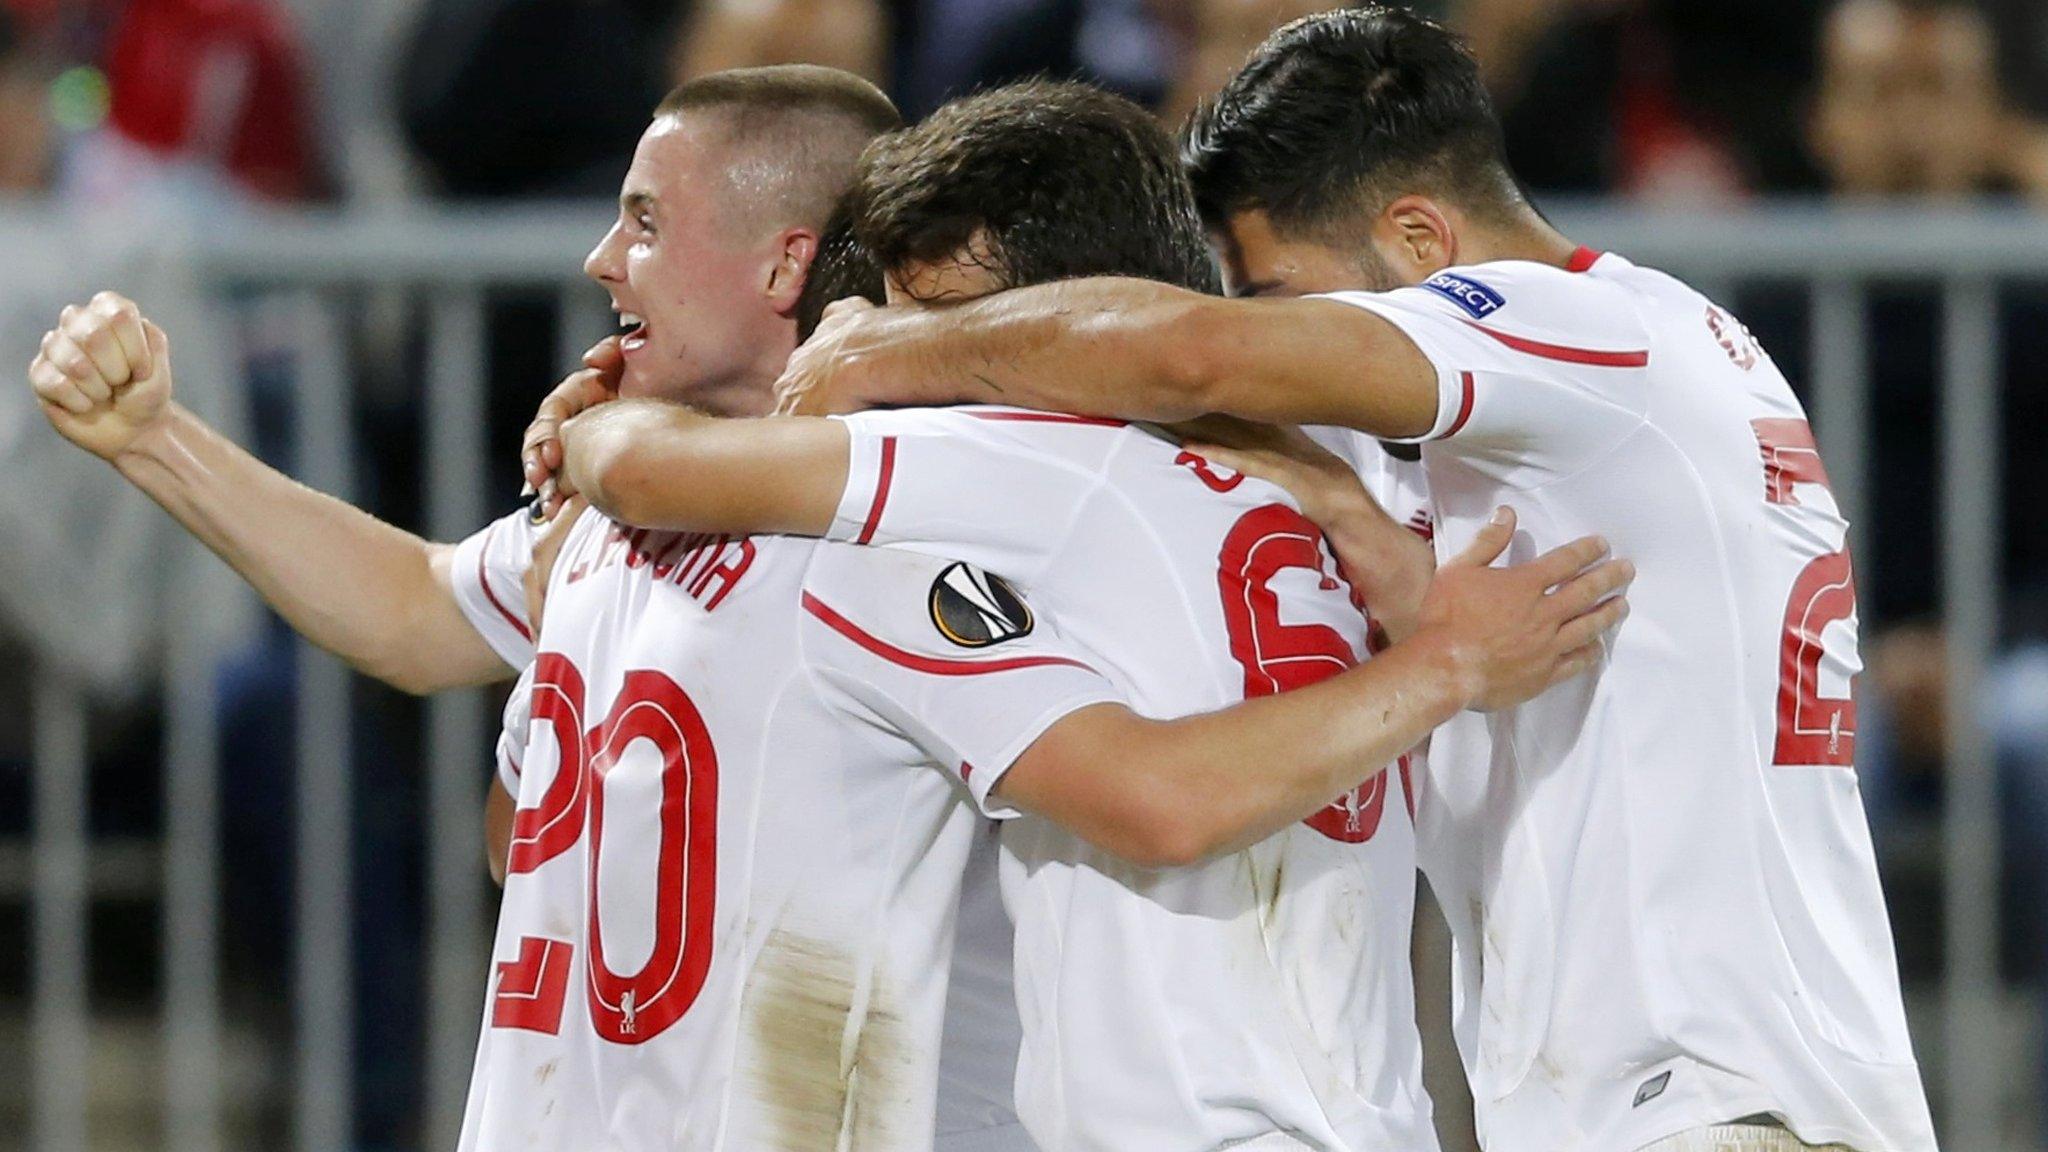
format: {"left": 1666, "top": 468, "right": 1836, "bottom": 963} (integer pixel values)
{"left": 766, "top": 228, "right": 820, "bottom": 316}
{"left": 1375, "top": 196, "right": 1457, "bottom": 281}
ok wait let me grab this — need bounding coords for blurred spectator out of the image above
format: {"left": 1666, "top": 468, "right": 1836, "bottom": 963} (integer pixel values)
{"left": 63, "top": 0, "right": 321, "bottom": 207}
{"left": 1466, "top": 0, "right": 1825, "bottom": 204}
{"left": 1809, "top": 0, "right": 2048, "bottom": 205}
{"left": 1160, "top": 0, "right": 1336, "bottom": 123}
{"left": 0, "top": 7, "right": 53, "bottom": 191}
{"left": 676, "top": 0, "right": 888, "bottom": 89}
{"left": 890, "top": 0, "right": 1176, "bottom": 120}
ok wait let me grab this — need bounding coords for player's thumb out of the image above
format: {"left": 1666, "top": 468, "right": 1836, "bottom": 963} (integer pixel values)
{"left": 140, "top": 320, "right": 171, "bottom": 384}
{"left": 1446, "top": 506, "right": 1515, "bottom": 570}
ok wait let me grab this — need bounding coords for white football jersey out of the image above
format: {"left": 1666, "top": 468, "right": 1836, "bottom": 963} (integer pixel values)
{"left": 816, "top": 407, "right": 1438, "bottom": 1152}
{"left": 448, "top": 509, "right": 1097, "bottom": 1151}
{"left": 1322, "top": 251, "right": 1936, "bottom": 1151}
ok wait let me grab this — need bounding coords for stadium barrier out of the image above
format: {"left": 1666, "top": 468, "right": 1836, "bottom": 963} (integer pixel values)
{"left": 2, "top": 202, "right": 2040, "bottom": 1151}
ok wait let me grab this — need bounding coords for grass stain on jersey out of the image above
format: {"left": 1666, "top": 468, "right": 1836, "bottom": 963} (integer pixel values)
{"left": 740, "top": 928, "right": 916, "bottom": 1151}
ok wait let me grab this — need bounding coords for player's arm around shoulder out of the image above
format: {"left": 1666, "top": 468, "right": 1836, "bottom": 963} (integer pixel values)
{"left": 555, "top": 399, "right": 850, "bottom": 537}
{"left": 776, "top": 277, "right": 1442, "bottom": 438}
{"left": 1009, "top": 511, "right": 1635, "bottom": 866}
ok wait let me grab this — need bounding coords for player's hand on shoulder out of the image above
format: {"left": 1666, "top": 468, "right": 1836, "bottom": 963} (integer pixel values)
{"left": 774, "top": 296, "right": 878, "bottom": 416}
{"left": 1419, "top": 507, "right": 1634, "bottom": 712}
{"left": 27, "top": 290, "right": 174, "bottom": 461}
{"left": 522, "top": 495, "right": 586, "bottom": 634}
{"left": 1175, "top": 417, "right": 1367, "bottom": 530}
{"left": 522, "top": 338, "right": 622, "bottom": 518}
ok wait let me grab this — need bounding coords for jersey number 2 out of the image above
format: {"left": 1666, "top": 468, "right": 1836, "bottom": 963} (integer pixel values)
{"left": 1216, "top": 502, "right": 1412, "bottom": 842}
{"left": 494, "top": 653, "right": 719, "bottom": 1043}
{"left": 1754, "top": 418, "right": 1857, "bottom": 766}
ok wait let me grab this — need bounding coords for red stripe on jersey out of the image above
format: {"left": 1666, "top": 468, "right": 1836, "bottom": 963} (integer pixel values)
{"left": 1565, "top": 246, "right": 1603, "bottom": 273}
{"left": 960, "top": 761, "right": 975, "bottom": 782}
{"left": 1439, "top": 372, "right": 1477, "bottom": 439}
{"left": 855, "top": 436, "right": 897, "bottom": 545}
{"left": 966, "top": 410, "right": 1128, "bottom": 428}
{"left": 1458, "top": 319, "right": 1649, "bottom": 367}
{"left": 802, "top": 592, "right": 1099, "bottom": 677}
{"left": 478, "top": 522, "right": 534, "bottom": 642}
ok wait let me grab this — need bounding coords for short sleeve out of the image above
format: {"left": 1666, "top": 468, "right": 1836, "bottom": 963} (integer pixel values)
{"left": 824, "top": 407, "right": 1109, "bottom": 585}
{"left": 798, "top": 543, "right": 1122, "bottom": 818}
{"left": 450, "top": 506, "right": 542, "bottom": 668}
{"left": 1316, "top": 263, "right": 1651, "bottom": 472}
{"left": 494, "top": 661, "right": 536, "bottom": 797}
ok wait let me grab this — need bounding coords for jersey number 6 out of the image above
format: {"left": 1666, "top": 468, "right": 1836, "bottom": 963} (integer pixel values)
{"left": 494, "top": 653, "right": 719, "bottom": 1043}
{"left": 1217, "top": 502, "right": 1412, "bottom": 842}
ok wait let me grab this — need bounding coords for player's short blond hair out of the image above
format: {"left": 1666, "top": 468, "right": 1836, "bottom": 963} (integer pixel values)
{"left": 655, "top": 66, "right": 901, "bottom": 236}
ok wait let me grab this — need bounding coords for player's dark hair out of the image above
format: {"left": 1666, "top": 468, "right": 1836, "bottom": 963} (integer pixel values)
{"left": 1182, "top": 6, "right": 1525, "bottom": 241}
{"left": 796, "top": 195, "right": 884, "bottom": 342}
{"left": 654, "top": 66, "right": 902, "bottom": 232}
{"left": 850, "top": 80, "right": 1219, "bottom": 294}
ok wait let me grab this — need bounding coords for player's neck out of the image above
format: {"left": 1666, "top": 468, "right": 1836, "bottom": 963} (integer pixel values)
{"left": 1451, "top": 207, "right": 1580, "bottom": 272}
{"left": 704, "top": 333, "right": 798, "bottom": 418}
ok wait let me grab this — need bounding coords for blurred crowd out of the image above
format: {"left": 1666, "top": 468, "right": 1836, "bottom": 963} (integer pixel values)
{"left": 2, "top": 0, "right": 2047, "bottom": 1146}
{"left": 3, "top": 0, "right": 2048, "bottom": 207}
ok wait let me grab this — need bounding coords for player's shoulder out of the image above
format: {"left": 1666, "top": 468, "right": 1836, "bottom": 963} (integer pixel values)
{"left": 1446, "top": 255, "right": 1647, "bottom": 335}
{"left": 1328, "top": 252, "right": 1651, "bottom": 352}
{"left": 843, "top": 404, "right": 1135, "bottom": 463}
{"left": 797, "top": 543, "right": 1043, "bottom": 666}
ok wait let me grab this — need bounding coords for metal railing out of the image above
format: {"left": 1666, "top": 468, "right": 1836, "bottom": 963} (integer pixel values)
{"left": 3, "top": 202, "right": 2041, "bottom": 1151}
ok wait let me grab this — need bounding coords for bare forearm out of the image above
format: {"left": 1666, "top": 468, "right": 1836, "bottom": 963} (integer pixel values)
{"left": 1322, "top": 500, "right": 1435, "bottom": 642}
{"left": 562, "top": 400, "right": 845, "bottom": 536}
{"left": 113, "top": 404, "right": 504, "bottom": 692}
{"left": 1143, "top": 631, "right": 1471, "bottom": 859}
{"left": 825, "top": 279, "right": 1436, "bottom": 435}
{"left": 837, "top": 278, "right": 1220, "bottom": 421}
{"left": 1014, "top": 630, "right": 1473, "bottom": 867}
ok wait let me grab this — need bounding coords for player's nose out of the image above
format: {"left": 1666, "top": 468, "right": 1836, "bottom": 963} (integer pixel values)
{"left": 584, "top": 224, "right": 625, "bottom": 284}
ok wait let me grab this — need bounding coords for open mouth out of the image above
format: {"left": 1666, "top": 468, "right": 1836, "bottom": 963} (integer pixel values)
{"left": 617, "top": 311, "right": 649, "bottom": 353}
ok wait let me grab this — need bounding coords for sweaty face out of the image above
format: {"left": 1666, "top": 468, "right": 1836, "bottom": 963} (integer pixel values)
{"left": 1211, "top": 210, "right": 1404, "bottom": 298}
{"left": 583, "top": 115, "right": 794, "bottom": 412}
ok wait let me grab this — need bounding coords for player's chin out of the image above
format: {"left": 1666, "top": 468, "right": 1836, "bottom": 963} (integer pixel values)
{"left": 615, "top": 355, "right": 671, "bottom": 401}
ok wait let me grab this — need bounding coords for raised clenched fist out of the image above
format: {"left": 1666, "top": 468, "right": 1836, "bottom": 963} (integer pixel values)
{"left": 26, "top": 290, "right": 174, "bottom": 461}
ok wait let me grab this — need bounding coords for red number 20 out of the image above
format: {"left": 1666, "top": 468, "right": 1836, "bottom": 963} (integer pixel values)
{"left": 494, "top": 654, "right": 719, "bottom": 1043}
{"left": 1753, "top": 418, "right": 1858, "bottom": 766}
{"left": 1214, "top": 500, "right": 1412, "bottom": 843}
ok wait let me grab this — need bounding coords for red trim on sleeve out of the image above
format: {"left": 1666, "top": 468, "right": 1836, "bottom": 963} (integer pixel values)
{"left": 854, "top": 436, "right": 897, "bottom": 545}
{"left": 1458, "top": 319, "right": 1648, "bottom": 367}
{"left": 959, "top": 761, "right": 975, "bottom": 782}
{"left": 803, "top": 592, "right": 1099, "bottom": 677}
{"left": 1565, "top": 246, "right": 1603, "bottom": 273}
{"left": 967, "top": 410, "right": 1127, "bottom": 428}
{"left": 477, "top": 523, "right": 534, "bottom": 643}
{"left": 1438, "top": 372, "right": 1477, "bottom": 439}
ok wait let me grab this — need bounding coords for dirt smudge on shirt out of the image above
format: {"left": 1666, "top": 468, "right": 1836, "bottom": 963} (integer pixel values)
{"left": 739, "top": 927, "right": 918, "bottom": 1151}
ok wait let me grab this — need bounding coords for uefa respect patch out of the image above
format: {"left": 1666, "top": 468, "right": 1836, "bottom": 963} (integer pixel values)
{"left": 1423, "top": 271, "right": 1506, "bottom": 319}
